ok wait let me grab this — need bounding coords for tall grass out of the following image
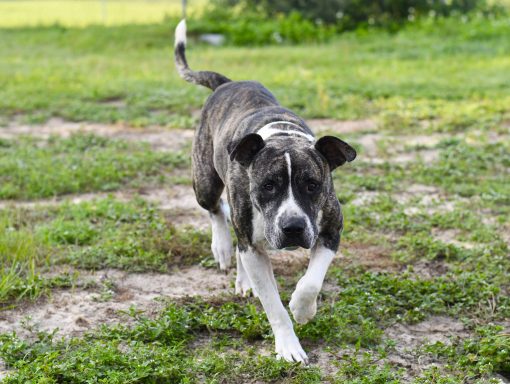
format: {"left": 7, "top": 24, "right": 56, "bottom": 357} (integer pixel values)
{"left": 0, "top": 216, "right": 48, "bottom": 306}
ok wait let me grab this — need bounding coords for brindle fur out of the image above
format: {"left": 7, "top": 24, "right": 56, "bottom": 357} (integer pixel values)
{"left": 174, "top": 19, "right": 356, "bottom": 362}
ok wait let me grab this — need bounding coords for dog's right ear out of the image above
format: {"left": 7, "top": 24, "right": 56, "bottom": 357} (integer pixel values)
{"left": 228, "top": 133, "right": 265, "bottom": 167}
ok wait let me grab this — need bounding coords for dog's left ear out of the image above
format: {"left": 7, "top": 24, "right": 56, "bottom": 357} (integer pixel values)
{"left": 229, "top": 133, "right": 265, "bottom": 167}
{"left": 315, "top": 136, "right": 356, "bottom": 171}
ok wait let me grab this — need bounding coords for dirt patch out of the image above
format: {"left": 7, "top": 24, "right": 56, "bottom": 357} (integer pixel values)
{"left": 354, "top": 133, "right": 383, "bottom": 158}
{"left": 432, "top": 228, "right": 476, "bottom": 250}
{"left": 349, "top": 190, "right": 381, "bottom": 206}
{"left": 308, "top": 119, "right": 377, "bottom": 135}
{"left": 405, "top": 260, "right": 450, "bottom": 279}
{"left": 384, "top": 316, "right": 470, "bottom": 380}
{"left": 154, "top": 185, "right": 211, "bottom": 230}
{"left": 395, "top": 184, "right": 442, "bottom": 206}
{"left": 0, "top": 191, "right": 125, "bottom": 210}
{"left": 340, "top": 131, "right": 446, "bottom": 164}
{"left": 341, "top": 242, "right": 399, "bottom": 272}
{"left": 98, "top": 98, "right": 127, "bottom": 108}
{"left": 499, "top": 223, "right": 510, "bottom": 247}
{"left": 0, "top": 266, "right": 232, "bottom": 339}
{"left": 0, "top": 117, "right": 194, "bottom": 152}
{"left": 0, "top": 360, "right": 8, "bottom": 381}
{"left": 0, "top": 185, "right": 211, "bottom": 230}
{"left": 393, "top": 149, "right": 440, "bottom": 164}
{"left": 269, "top": 248, "right": 309, "bottom": 276}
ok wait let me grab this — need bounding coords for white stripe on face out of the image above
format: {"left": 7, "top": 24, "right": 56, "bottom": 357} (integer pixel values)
{"left": 274, "top": 153, "right": 313, "bottom": 240}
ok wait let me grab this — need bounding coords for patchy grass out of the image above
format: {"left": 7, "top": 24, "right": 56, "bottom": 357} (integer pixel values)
{"left": 0, "top": 216, "right": 48, "bottom": 306}
{"left": 0, "top": 198, "right": 211, "bottom": 306}
{"left": 42, "top": 197, "right": 212, "bottom": 271}
{"left": 1, "top": 279, "right": 508, "bottom": 383}
{"left": 0, "top": 215, "right": 76, "bottom": 307}
{"left": 424, "top": 325, "right": 510, "bottom": 380}
{"left": 0, "top": 134, "right": 187, "bottom": 199}
{"left": 1, "top": 13, "right": 510, "bottom": 384}
{"left": 0, "top": 17, "right": 509, "bottom": 127}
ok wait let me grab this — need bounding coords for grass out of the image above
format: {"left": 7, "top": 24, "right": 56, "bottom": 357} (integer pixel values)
{"left": 0, "top": 12, "right": 510, "bottom": 384}
{"left": 0, "top": 198, "right": 212, "bottom": 305}
{"left": 42, "top": 197, "right": 212, "bottom": 271}
{"left": 0, "top": 217, "right": 47, "bottom": 305}
{"left": 0, "top": 133, "right": 188, "bottom": 199}
{"left": 0, "top": 17, "right": 509, "bottom": 128}
{"left": 0, "top": 0, "right": 207, "bottom": 28}
{"left": 0, "top": 272, "right": 508, "bottom": 383}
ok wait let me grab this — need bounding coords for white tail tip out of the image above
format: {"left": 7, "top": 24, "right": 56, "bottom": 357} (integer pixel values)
{"left": 175, "top": 19, "right": 187, "bottom": 47}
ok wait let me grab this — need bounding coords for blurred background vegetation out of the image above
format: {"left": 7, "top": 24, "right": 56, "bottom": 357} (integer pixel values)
{"left": 0, "top": 0, "right": 508, "bottom": 45}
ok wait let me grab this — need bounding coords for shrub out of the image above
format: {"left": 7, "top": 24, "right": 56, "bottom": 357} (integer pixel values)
{"left": 184, "top": 8, "right": 335, "bottom": 45}
{"left": 210, "top": 0, "right": 502, "bottom": 30}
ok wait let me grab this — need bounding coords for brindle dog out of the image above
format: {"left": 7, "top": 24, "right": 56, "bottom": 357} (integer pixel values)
{"left": 174, "top": 20, "right": 356, "bottom": 362}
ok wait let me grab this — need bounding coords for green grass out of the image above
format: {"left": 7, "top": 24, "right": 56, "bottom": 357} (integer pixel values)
{"left": 1, "top": 17, "right": 509, "bottom": 128}
{"left": 0, "top": 209, "right": 78, "bottom": 306}
{"left": 1, "top": 271, "right": 508, "bottom": 383}
{"left": 0, "top": 198, "right": 211, "bottom": 306}
{"left": 41, "top": 197, "right": 212, "bottom": 271}
{"left": 0, "top": 134, "right": 188, "bottom": 199}
{"left": 1, "top": 14, "right": 510, "bottom": 384}
{"left": 0, "top": 216, "right": 48, "bottom": 305}
{"left": 0, "top": 0, "right": 207, "bottom": 28}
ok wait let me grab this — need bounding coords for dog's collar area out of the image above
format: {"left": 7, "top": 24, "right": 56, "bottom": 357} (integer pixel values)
{"left": 257, "top": 121, "right": 315, "bottom": 142}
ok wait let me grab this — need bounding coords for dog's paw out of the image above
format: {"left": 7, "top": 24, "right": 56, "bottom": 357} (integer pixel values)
{"left": 275, "top": 331, "right": 308, "bottom": 363}
{"left": 289, "top": 286, "right": 318, "bottom": 325}
{"left": 211, "top": 231, "right": 233, "bottom": 270}
{"left": 235, "top": 272, "right": 258, "bottom": 297}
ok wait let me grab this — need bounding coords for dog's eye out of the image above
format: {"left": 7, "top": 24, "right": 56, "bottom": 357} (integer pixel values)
{"left": 264, "top": 182, "right": 274, "bottom": 191}
{"left": 307, "top": 182, "right": 318, "bottom": 192}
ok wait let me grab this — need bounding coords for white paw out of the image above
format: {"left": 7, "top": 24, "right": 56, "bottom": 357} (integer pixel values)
{"left": 211, "top": 230, "right": 233, "bottom": 270}
{"left": 275, "top": 331, "right": 308, "bottom": 363}
{"left": 210, "top": 202, "right": 233, "bottom": 270}
{"left": 289, "top": 286, "right": 318, "bottom": 325}
{"left": 235, "top": 272, "right": 258, "bottom": 297}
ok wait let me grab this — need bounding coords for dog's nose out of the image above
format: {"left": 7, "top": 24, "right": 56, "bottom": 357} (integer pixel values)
{"left": 282, "top": 217, "right": 306, "bottom": 235}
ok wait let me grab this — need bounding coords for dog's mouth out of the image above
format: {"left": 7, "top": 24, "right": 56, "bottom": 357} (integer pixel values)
{"left": 266, "top": 233, "right": 314, "bottom": 250}
{"left": 280, "top": 236, "right": 313, "bottom": 250}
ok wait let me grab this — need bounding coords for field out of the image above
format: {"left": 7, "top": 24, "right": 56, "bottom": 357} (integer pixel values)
{"left": 0, "top": 0, "right": 207, "bottom": 27}
{"left": 0, "top": 7, "right": 510, "bottom": 383}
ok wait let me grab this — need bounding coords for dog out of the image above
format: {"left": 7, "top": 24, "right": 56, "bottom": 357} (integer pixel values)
{"left": 174, "top": 20, "right": 356, "bottom": 363}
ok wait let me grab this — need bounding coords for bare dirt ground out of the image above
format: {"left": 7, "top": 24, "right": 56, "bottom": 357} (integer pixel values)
{"left": 0, "top": 117, "right": 194, "bottom": 152}
{"left": 383, "top": 317, "right": 470, "bottom": 380}
{"left": 0, "top": 266, "right": 232, "bottom": 339}
{"left": 1, "top": 118, "right": 507, "bottom": 382}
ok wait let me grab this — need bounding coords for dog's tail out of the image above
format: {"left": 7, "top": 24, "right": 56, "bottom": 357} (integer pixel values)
{"left": 174, "top": 20, "right": 231, "bottom": 91}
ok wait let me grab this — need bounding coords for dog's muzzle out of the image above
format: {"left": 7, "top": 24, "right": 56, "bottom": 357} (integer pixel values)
{"left": 277, "top": 216, "right": 314, "bottom": 249}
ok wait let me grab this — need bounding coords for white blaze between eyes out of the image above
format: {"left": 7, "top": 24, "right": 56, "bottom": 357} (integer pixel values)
{"left": 274, "top": 153, "right": 313, "bottom": 240}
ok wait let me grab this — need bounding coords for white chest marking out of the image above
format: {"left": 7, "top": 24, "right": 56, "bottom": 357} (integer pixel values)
{"left": 257, "top": 121, "right": 315, "bottom": 142}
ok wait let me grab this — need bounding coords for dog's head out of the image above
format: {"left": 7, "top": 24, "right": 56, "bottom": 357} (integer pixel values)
{"left": 229, "top": 133, "right": 356, "bottom": 249}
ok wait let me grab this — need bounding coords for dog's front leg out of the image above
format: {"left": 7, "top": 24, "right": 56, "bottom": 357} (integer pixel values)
{"left": 289, "top": 244, "right": 335, "bottom": 324}
{"left": 239, "top": 246, "right": 308, "bottom": 363}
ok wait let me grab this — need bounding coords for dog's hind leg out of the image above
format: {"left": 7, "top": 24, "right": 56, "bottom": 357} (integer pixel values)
{"left": 192, "top": 125, "right": 233, "bottom": 270}
{"left": 235, "top": 247, "right": 257, "bottom": 297}
{"left": 209, "top": 199, "right": 233, "bottom": 270}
